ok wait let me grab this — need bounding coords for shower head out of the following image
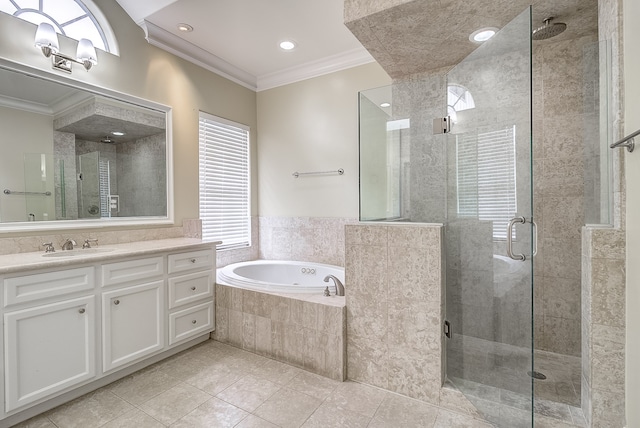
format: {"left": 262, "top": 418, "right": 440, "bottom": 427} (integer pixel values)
{"left": 532, "top": 17, "right": 567, "bottom": 40}
{"left": 100, "top": 136, "right": 114, "bottom": 144}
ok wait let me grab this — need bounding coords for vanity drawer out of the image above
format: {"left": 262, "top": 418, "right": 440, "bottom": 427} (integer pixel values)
{"left": 168, "top": 271, "right": 214, "bottom": 309}
{"left": 102, "top": 256, "right": 164, "bottom": 287}
{"left": 169, "top": 301, "right": 214, "bottom": 345}
{"left": 4, "top": 267, "right": 95, "bottom": 307}
{"left": 168, "top": 249, "right": 214, "bottom": 274}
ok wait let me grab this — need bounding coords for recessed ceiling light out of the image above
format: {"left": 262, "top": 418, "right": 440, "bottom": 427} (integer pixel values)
{"left": 279, "top": 40, "right": 296, "bottom": 51}
{"left": 177, "top": 23, "right": 193, "bottom": 32}
{"left": 111, "top": 131, "right": 125, "bottom": 136}
{"left": 470, "top": 27, "right": 498, "bottom": 43}
{"left": 380, "top": 102, "right": 391, "bottom": 108}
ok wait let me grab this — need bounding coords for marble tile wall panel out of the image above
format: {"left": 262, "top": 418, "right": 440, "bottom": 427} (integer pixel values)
{"left": 345, "top": 223, "right": 444, "bottom": 404}
{"left": 258, "top": 216, "right": 356, "bottom": 267}
{"left": 0, "top": 225, "right": 184, "bottom": 255}
{"left": 213, "top": 284, "right": 346, "bottom": 381}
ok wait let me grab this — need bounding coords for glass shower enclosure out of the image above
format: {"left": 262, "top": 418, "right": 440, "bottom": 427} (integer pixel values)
{"left": 359, "top": 8, "right": 534, "bottom": 427}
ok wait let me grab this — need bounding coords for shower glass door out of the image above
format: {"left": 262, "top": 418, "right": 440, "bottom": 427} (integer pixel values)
{"left": 445, "top": 7, "right": 534, "bottom": 427}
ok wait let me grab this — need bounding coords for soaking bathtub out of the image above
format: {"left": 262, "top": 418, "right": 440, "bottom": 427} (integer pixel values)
{"left": 216, "top": 259, "right": 345, "bottom": 294}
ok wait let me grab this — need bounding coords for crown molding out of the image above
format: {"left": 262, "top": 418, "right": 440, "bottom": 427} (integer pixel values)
{"left": 256, "top": 47, "right": 374, "bottom": 91}
{"left": 141, "top": 21, "right": 258, "bottom": 90}
{"left": 0, "top": 95, "right": 52, "bottom": 115}
{"left": 139, "top": 21, "right": 374, "bottom": 92}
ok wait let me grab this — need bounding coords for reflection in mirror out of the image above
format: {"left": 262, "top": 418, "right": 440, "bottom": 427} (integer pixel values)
{"left": 0, "top": 66, "right": 168, "bottom": 226}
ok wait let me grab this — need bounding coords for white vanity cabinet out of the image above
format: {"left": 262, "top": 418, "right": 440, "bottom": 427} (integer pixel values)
{"left": 101, "top": 257, "right": 165, "bottom": 372}
{"left": 0, "top": 240, "right": 217, "bottom": 425}
{"left": 2, "top": 268, "right": 96, "bottom": 413}
{"left": 167, "top": 249, "right": 215, "bottom": 345}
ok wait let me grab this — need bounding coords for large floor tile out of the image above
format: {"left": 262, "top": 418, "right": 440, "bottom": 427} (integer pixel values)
{"left": 369, "top": 393, "right": 439, "bottom": 427}
{"left": 10, "top": 414, "right": 56, "bottom": 428}
{"left": 254, "top": 387, "right": 322, "bottom": 428}
{"left": 324, "top": 381, "right": 387, "bottom": 417}
{"left": 46, "top": 388, "right": 135, "bottom": 428}
{"left": 235, "top": 414, "right": 280, "bottom": 428}
{"left": 138, "top": 382, "right": 212, "bottom": 425}
{"left": 107, "top": 365, "right": 181, "bottom": 405}
{"left": 433, "top": 408, "right": 494, "bottom": 428}
{"left": 301, "top": 403, "right": 371, "bottom": 428}
{"left": 184, "top": 364, "right": 247, "bottom": 395}
{"left": 252, "top": 358, "right": 303, "bottom": 386}
{"left": 100, "top": 409, "right": 165, "bottom": 428}
{"left": 171, "top": 397, "right": 248, "bottom": 427}
{"left": 216, "top": 374, "right": 281, "bottom": 412}
{"left": 286, "top": 371, "right": 340, "bottom": 400}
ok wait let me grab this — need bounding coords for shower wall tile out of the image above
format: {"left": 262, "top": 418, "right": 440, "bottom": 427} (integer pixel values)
{"left": 214, "top": 284, "right": 346, "bottom": 381}
{"left": 258, "top": 216, "right": 356, "bottom": 266}
{"left": 346, "top": 223, "right": 444, "bottom": 405}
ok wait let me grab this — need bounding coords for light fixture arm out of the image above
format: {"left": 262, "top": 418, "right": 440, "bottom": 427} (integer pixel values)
{"left": 34, "top": 23, "right": 97, "bottom": 73}
{"left": 51, "top": 50, "right": 94, "bottom": 71}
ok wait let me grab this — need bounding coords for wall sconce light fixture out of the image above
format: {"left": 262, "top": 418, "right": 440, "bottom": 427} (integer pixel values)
{"left": 34, "top": 22, "right": 97, "bottom": 73}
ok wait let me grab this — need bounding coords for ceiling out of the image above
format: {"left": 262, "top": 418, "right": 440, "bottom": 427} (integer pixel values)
{"left": 114, "top": 0, "right": 373, "bottom": 92}
{"left": 113, "top": 0, "right": 598, "bottom": 92}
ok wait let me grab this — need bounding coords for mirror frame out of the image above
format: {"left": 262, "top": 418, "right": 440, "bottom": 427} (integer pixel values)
{"left": 0, "top": 58, "right": 174, "bottom": 233}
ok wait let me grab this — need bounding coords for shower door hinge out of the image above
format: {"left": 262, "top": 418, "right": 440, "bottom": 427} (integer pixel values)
{"left": 444, "top": 320, "right": 452, "bottom": 338}
{"left": 433, "top": 116, "right": 451, "bottom": 135}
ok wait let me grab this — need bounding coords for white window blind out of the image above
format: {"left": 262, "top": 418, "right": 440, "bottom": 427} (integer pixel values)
{"left": 199, "top": 112, "right": 250, "bottom": 250}
{"left": 456, "top": 126, "right": 517, "bottom": 240}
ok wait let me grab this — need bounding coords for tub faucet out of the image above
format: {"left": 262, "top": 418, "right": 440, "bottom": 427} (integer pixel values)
{"left": 61, "top": 238, "right": 77, "bottom": 250}
{"left": 323, "top": 275, "right": 345, "bottom": 296}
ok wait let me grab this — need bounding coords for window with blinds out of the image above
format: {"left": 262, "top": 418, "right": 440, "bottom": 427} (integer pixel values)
{"left": 456, "top": 126, "right": 517, "bottom": 240}
{"left": 198, "top": 112, "right": 251, "bottom": 250}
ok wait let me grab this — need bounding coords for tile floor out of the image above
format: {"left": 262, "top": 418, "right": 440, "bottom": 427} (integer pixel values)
{"left": 13, "top": 340, "right": 584, "bottom": 428}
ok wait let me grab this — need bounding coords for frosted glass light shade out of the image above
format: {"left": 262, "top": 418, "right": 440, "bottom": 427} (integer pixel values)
{"left": 34, "top": 22, "right": 59, "bottom": 55}
{"left": 76, "top": 38, "right": 97, "bottom": 69}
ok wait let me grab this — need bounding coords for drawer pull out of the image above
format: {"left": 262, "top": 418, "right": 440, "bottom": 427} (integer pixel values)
{"left": 191, "top": 286, "right": 197, "bottom": 291}
{"left": 114, "top": 299, "right": 120, "bottom": 305}
{"left": 190, "top": 258, "right": 196, "bottom": 263}
{"left": 78, "top": 308, "right": 86, "bottom": 314}
{"left": 192, "top": 320, "right": 197, "bottom": 324}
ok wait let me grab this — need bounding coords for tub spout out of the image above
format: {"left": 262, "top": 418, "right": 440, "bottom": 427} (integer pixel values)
{"left": 323, "top": 275, "right": 345, "bottom": 296}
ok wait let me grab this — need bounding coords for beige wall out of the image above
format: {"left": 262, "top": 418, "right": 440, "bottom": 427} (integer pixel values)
{"left": 256, "top": 62, "right": 391, "bottom": 218}
{"left": 624, "top": 0, "right": 640, "bottom": 424}
{"left": 0, "top": 0, "right": 257, "bottom": 237}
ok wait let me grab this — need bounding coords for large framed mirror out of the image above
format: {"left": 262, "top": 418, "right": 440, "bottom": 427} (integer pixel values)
{"left": 0, "top": 62, "right": 173, "bottom": 232}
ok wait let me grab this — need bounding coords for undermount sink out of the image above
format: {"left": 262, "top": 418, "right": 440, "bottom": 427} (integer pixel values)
{"left": 42, "top": 248, "right": 116, "bottom": 258}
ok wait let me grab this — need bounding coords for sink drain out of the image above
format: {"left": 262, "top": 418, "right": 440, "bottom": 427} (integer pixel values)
{"left": 528, "top": 370, "right": 547, "bottom": 380}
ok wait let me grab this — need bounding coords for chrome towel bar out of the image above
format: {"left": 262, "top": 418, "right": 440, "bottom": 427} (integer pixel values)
{"left": 3, "top": 189, "right": 52, "bottom": 196}
{"left": 292, "top": 168, "right": 344, "bottom": 178}
{"left": 610, "top": 128, "right": 640, "bottom": 152}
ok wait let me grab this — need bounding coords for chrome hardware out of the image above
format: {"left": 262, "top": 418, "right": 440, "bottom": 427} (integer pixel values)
{"left": 301, "top": 268, "right": 316, "bottom": 275}
{"left": 82, "top": 238, "right": 98, "bottom": 249}
{"left": 191, "top": 320, "right": 197, "bottom": 324}
{"left": 323, "top": 286, "right": 331, "bottom": 297}
{"left": 506, "top": 217, "right": 527, "bottom": 261}
{"left": 42, "top": 242, "right": 55, "bottom": 253}
{"left": 293, "top": 168, "right": 344, "bottom": 178}
{"left": 433, "top": 116, "right": 451, "bottom": 134}
{"left": 61, "top": 238, "right": 77, "bottom": 250}
{"left": 190, "top": 258, "right": 196, "bottom": 263}
{"left": 114, "top": 299, "right": 120, "bottom": 305}
{"left": 444, "top": 320, "right": 451, "bottom": 338}
{"left": 532, "top": 220, "right": 538, "bottom": 257}
{"left": 78, "top": 308, "right": 85, "bottom": 314}
{"left": 323, "top": 275, "right": 345, "bottom": 296}
{"left": 610, "top": 128, "right": 640, "bottom": 152}
{"left": 4, "top": 189, "right": 51, "bottom": 196}
{"left": 190, "top": 286, "right": 196, "bottom": 291}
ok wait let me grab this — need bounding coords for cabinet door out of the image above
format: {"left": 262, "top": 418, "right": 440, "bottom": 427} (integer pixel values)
{"left": 102, "top": 281, "right": 164, "bottom": 372}
{"left": 4, "top": 296, "right": 96, "bottom": 412}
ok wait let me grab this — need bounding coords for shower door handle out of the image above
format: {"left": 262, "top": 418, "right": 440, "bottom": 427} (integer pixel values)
{"left": 506, "top": 216, "right": 527, "bottom": 261}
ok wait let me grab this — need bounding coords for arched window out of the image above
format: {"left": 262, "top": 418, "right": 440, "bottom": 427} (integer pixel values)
{"left": 0, "top": 0, "right": 119, "bottom": 55}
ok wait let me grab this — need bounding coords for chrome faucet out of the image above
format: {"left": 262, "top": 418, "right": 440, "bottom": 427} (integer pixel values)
{"left": 82, "top": 238, "right": 99, "bottom": 249}
{"left": 323, "top": 275, "right": 345, "bottom": 296}
{"left": 61, "top": 238, "right": 77, "bottom": 251}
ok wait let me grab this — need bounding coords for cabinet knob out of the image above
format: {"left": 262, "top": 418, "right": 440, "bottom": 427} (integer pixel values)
{"left": 190, "top": 258, "right": 196, "bottom": 263}
{"left": 192, "top": 320, "right": 197, "bottom": 324}
{"left": 191, "top": 286, "right": 196, "bottom": 291}
{"left": 78, "top": 308, "right": 86, "bottom": 314}
{"left": 114, "top": 299, "right": 120, "bottom": 305}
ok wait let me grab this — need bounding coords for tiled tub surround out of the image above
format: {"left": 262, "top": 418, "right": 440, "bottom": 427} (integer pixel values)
{"left": 258, "top": 216, "right": 357, "bottom": 267}
{"left": 345, "top": 223, "right": 444, "bottom": 404}
{"left": 213, "top": 283, "right": 347, "bottom": 381}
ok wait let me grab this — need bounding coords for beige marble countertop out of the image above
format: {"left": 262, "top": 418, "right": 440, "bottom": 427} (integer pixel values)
{"left": 0, "top": 238, "right": 219, "bottom": 275}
